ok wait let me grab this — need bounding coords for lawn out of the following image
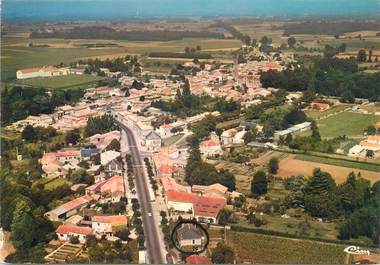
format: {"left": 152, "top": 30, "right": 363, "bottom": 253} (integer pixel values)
{"left": 227, "top": 230, "right": 346, "bottom": 264}
{"left": 44, "top": 178, "right": 72, "bottom": 190}
{"left": 14, "top": 74, "right": 105, "bottom": 89}
{"left": 294, "top": 153, "right": 380, "bottom": 172}
{"left": 317, "top": 111, "right": 380, "bottom": 138}
{"left": 216, "top": 117, "right": 243, "bottom": 130}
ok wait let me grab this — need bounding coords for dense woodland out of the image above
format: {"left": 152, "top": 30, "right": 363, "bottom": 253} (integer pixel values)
{"left": 1, "top": 86, "right": 84, "bottom": 126}
{"left": 31, "top": 26, "right": 225, "bottom": 41}
{"left": 277, "top": 21, "right": 380, "bottom": 36}
{"left": 284, "top": 170, "right": 380, "bottom": 244}
{"left": 84, "top": 115, "right": 119, "bottom": 137}
{"left": 260, "top": 57, "right": 380, "bottom": 101}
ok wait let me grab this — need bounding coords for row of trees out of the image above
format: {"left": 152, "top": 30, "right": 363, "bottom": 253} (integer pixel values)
{"left": 144, "top": 158, "right": 158, "bottom": 192}
{"left": 357, "top": 49, "right": 379, "bottom": 63}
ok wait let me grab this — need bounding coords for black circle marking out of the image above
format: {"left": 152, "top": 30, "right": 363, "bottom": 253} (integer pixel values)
{"left": 170, "top": 218, "right": 209, "bottom": 255}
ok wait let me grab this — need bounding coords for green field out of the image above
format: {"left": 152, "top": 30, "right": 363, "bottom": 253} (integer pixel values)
{"left": 227, "top": 230, "right": 346, "bottom": 264}
{"left": 294, "top": 153, "right": 380, "bottom": 172}
{"left": 1, "top": 38, "right": 128, "bottom": 80}
{"left": 317, "top": 111, "right": 380, "bottom": 138}
{"left": 1, "top": 36, "right": 241, "bottom": 80}
{"left": 14, "top": 74, "right": 105, "bottom": 89}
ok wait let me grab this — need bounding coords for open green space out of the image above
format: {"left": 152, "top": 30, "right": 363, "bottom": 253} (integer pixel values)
{"left": 14, "top": 74, "right": 105, "bottom": 89}
{"left": 294, "top": 153, "right": 380, "bottom": 172}
{"left": 317, "top": 111, "right": 380, "bottom": 138}
{"left": 44, "top": 178, "right": 72, "bottom": 190}
{"left": 227, "top": 230, "right": 346, "bottom": 264}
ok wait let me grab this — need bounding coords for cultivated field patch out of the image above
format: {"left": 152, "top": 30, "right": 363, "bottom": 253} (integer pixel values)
{"left": 277, "top": 155, "right": 380, "bottom": 184}
{"left": 227, "top": 230, "right": 346, "bottom": 264}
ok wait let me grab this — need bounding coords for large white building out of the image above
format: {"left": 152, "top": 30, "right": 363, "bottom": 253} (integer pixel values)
{"left": 274, "top": 122, "right": 312, "bottom": 140}
{"left": 112, "top": 111, "right": 161, "bottom": 153}
{"left": 16, "top": 66, "right": 69, "bottom": 79}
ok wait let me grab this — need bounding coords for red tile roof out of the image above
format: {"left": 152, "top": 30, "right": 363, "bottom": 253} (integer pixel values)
{"left": 193, "top": 196, "right": 226, "bottom": 218}
{"left": 166, "top": 191, "right": 226, "bottom": 218}
{"left": 95, "top": 86, "right": 111, "bottom": 91}
{"left": 60, "top": 195, "right": 93, "bottom": 212}
{"left": 56, "top": 225, "right": 92, "bottom": 236}
{"left": 161, "top": 176, "right": 189, "bottom": 193}
{"left": 92, "top": 215, "right": 128, "bottom": 225}
{"left": 166, "top": 191, "right": 196, "bottom": 204}
{"left": 55, "top": 149, "right": 81, "bottom": 158}
{"left": 186, "top": 255, "right": 212, "bottom": 264}
{"left": 311, "top": 102, "right": 330, "bottom": 110}
{"left": 86, "top": 175, "right": 124, "bottom": 194}
{"left": 201, "top": 140, "right": 220, "bottom": 147}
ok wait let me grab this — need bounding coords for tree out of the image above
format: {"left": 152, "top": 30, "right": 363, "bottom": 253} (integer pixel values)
{"left": 285, "top": 133, "right": 293, "bottom": 145}
{"left": 243, "top": 130, "right": 255, "bottom": 144}
{"left": 268, "top": 157, "right": 279, "bottom": 174}
{"left": 311, "top": 120, "right": 321, "bottom": 142}
{"left": 303, "top": 168, "right": 338, "bottom": 218}
{"left": 211, "top": 243, "right": 235, "bottom": 264}
{"left": 65, "top": 128, "right": 80, "bottom": 145}
{"left": 85, "top": 114, "right": 118, "bottom": 137}
{"left": 287, "top": 37, "right": 296, "bottom": 48}
{"left": 251, "top": 171, "right": 268, "bottom": 197}
{"left": 218, "top": 208, "right": 233, "bottom": 225}
{"left": 357, "top": 49, "right": 367, "bottom": 62}
{"left": 368, "top": 49, "right": 373, "bottom": 62}
{"left": 366, "top": 149, "right": 374, "bottom": 159}
{"left": 243, "top": 35, "right": 251, "bottom": 46}
{"left": 106, "top": 139, "right": 121, "bottom": 151}
{"left": 367, "top": 125, "right": 376, "bottom": 135}
{"left": 115, "top": 229, "right": 131, "bottom": 241}
{"left": 21, "top": 125, "right": 37, "bottom": 142}
{"left": 10, "top": 201, "right": 39, "bottom": 250}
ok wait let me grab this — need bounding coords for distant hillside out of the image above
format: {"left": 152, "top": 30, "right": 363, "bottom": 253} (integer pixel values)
{"left": 277, "top": 21, "right": 380, "bottom": 36}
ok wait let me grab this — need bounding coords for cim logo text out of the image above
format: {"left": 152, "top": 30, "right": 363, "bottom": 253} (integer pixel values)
{"left": 344, "top": 246, "right": 370, "bottom": 255}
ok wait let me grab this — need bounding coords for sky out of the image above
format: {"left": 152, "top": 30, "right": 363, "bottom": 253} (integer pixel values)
{"left": 2, "top": 0, "right": 380, "bottom": 22}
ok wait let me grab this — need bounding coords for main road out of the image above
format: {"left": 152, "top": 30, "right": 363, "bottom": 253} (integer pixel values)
{"left": 118, "top": 122, "right": 164, "bottom": 264}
